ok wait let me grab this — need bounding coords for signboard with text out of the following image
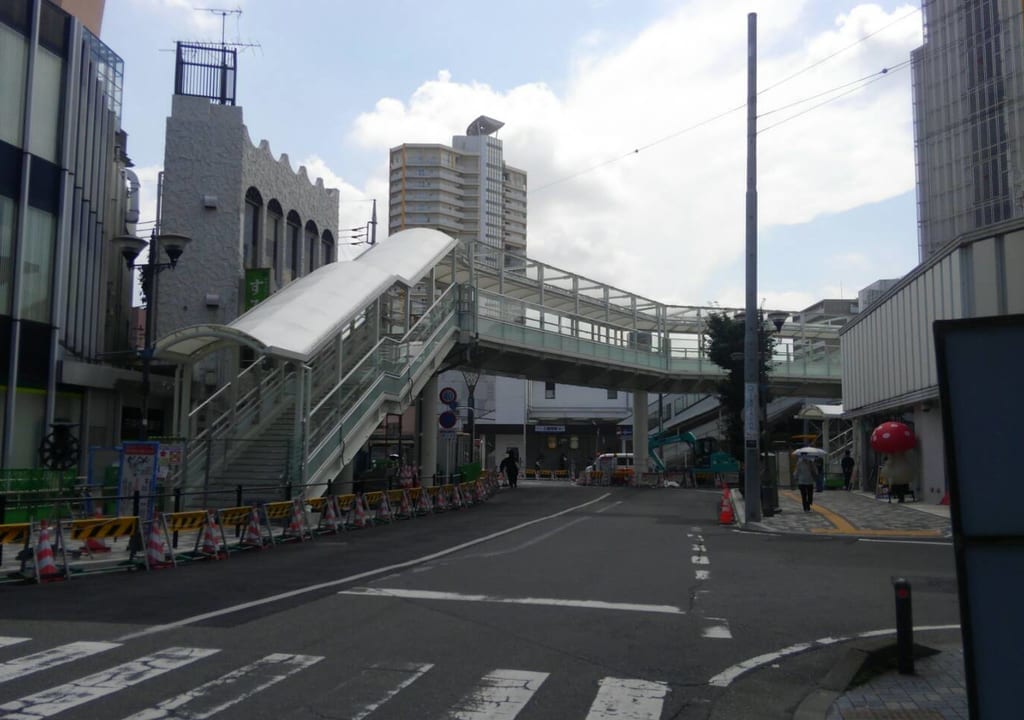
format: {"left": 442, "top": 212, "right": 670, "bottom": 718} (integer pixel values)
{"left": 244, "top": 268, "right": 271, "bottom": 310}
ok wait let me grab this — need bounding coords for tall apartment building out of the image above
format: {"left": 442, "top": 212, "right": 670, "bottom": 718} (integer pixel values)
{"left": 912, "top": 0, "right": 1024, "bottom": 261}
{"left": 389, "top": 116, "right": 527, "bottom": 260}
{"left": 0, "top": 0, "right": 136, "bottom": 466}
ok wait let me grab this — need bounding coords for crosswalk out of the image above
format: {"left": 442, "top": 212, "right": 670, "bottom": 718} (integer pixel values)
{"left": 0, "top": 636, "right": 672, "bottom": 719}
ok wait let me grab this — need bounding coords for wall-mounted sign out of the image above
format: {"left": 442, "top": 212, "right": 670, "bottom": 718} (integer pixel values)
{"left": 535, "top": 425, "right": 565, "bottom": 433}
{"left": 244, "top": 268, "right": 271, "bottom": 310}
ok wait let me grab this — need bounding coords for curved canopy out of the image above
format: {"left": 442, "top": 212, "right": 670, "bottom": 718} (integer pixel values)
{"left": 155, "top": 227, "right": 457, "bottom": 362}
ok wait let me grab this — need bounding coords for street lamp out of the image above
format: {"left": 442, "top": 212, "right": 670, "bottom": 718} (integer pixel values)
{"left": 113, "top": 231, "right": 192, "bottom": 440}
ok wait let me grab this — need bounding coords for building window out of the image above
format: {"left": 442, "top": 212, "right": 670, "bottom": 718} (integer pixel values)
{"left": 243, "top": 187, "right": 261, "bottom": 269}
{"left": 321, "top": 231, "right": 334, "bottom": 264}
{"left": 0, "top": 195, "right": 15, "bottom": 314}
{"left": 607, "top": 389, "right": 618, "bottom": 399}
{"left": 21, "top": 207, "right": 55, "bottom": 322}
{"left": 286, "top": 211, "right": 300, "bottom": 279}
{"left": 28, "top": 46, "right": 63, "bottom": 163}
{"left": 0, "top": 24, "right": 29, "bottom": 147}
{"left": 545, "top": 381, "right": 555, "bottom": 399}
{"left": 267, "top": 200, "right": 283, "bottom": 285}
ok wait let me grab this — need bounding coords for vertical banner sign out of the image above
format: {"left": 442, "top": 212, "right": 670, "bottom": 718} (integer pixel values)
{"left": 119, "top": 441, "right": 160, "bottom": 519}
{"left": 244, "top": 268, "right": 271, "bottom": 310}
{"left": 744, "top": 382, "right": 758, "bottom": 443}
{"left": 157, "top": 441, "right": 185, "bottom": 482}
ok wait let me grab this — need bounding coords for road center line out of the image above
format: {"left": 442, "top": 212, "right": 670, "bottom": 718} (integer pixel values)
{"left": 339, "top": 587, "right": 686, "bottom": 615}
{"left": 116, "top": 494, "right": 612, "bottom": 642}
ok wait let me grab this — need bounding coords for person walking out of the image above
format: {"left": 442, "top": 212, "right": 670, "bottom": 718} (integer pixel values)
{"left": 499, "top": 450, "right": 519, "bottom": 489}
{"left": 841, "top": 450, "right": 855, "bottom": 491}
{"left": 794, "top": 454, "right": 816, "bottom": 512}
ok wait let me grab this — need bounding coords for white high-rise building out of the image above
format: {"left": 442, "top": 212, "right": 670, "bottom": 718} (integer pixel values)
{"left": 388, "top": 116, "right": 527, "bottom": 259}
{"left": 912, "top": 0, "right": 1024, "bottom": 262}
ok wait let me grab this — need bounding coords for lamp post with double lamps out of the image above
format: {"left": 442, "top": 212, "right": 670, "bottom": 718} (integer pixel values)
{"left": 113, "top": 232, "right": 192, "bottom": 440}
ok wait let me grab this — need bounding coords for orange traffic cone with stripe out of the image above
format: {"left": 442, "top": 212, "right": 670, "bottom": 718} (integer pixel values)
{"left": 321, "top": 497, "right": 341, "bottom": 533}
{"left": 718, "top": 487, "right": 735, "bottom": 525}
{"left": 33, "top": 520, "right": 63, "bottom": 582}
{"left": 145, "top": 518, "right": 172, "bottom": 570}
{"left": 286, "top": 499, "right": 308, "bottom": 541}
{"left": 242, "top": 507, "right": 265, "bottom": 547}
{"left": 476, "top": 479, "right": 485, "bottom": 503}
{"left": 436, "top": 487, "right": 449, "bottom": 511}
{"left": 199, "top": 511, "right": 223, "bottom": 558}
{"left": 375, "top": 494, "right": 393, "bottom": 524}
{"left": 351, "top": 494, "right": 368, "bottom": 528}
{"left": 81, "top": 508, "right": 110, "bottom": 555}
{"left": 398, "top": 490, "right": 412, "bottom": 519}
{"left": 417, "top": 488, "right": 432, "bottom": 514}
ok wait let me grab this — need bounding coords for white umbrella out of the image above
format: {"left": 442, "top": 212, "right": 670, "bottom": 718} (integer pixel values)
{"left": 793, "top": 446, "right": 827, "bottom": 457}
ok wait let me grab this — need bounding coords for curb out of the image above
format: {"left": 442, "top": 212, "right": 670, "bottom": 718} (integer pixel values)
{"left": 792, "top": 640, "right": 939, "bottom": 720}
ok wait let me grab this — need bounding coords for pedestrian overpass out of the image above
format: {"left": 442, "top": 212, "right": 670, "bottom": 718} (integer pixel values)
{"left": 154, "top": 228, "right": 843, "bottom": 501}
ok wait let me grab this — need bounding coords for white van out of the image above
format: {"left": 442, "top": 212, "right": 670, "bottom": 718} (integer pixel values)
{"left": 584, "top": 453, "right": 635, "bottom": 486}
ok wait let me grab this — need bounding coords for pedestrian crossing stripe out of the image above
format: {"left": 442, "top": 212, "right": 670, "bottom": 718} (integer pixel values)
{"left": 0, "top": 640, "right": 672, "bottom": 719}
{"left": 0, "top": 647, "right": 219, "bottom": 718}
{"left": 121, "top": 653, "right": 322, "bottom": 720}
{"left": 0, "top": 641, "right": 120, "bottom": 685}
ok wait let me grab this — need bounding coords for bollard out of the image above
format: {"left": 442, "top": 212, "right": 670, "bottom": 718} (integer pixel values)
{"left": 893, "top": 577, "right": 914, "bottom": 674}
{"left": 235, "top": 485, "right": 244, "bottom": 537}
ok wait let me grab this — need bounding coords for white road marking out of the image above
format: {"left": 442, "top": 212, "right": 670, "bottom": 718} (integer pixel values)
{"left": 472, "top": 517, "right": 590, "bottom": 558}
{"left": 449, "top": 669, "right": 548, "bottom": 719}
{"left": 694, "top": 570, "right": 710, "bottom": 580}
{"left": 690, "top": 555, "right": 709, "bottom": 565}
{"left": 707, "top": 624, "right": 962, "bottom": 687}
{"left": 857, "top": 538, "right": 951, "bottom": 546}
{"left": 691, "top": 544, "right": 706, "bottom": 552}
{"left": 0, "top": 647, "right": 219, "bottom": 718}
{"left": 585, "top": 677, "right": 668, "bottom": 720}
{"left": 0, "top": 639, "right": 28, "bottom": 650}
{"left": 350, "top": 662, "right": 433, "bottom": 720}
{"left": 117, "top": 494, "right": 611, "bottom": 642}
{"left": 0, "top": 642, "right": 120, "bottom": 684}
{"left": 340, "top": 588, "right": 686, "bottom": 615}
{"left": 121, "top": 652, "right": 322, "bottom": 720}
{"left": 701, "top": 619, "right": 732, "bottom": 639}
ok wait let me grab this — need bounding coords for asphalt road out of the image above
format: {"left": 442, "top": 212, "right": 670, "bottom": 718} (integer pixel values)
{"left": 0, "top": 483, "right": 961, "bottom": 719}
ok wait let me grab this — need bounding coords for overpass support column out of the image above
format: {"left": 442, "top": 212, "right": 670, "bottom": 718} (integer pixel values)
{"left": 633, "top": 390, "right": 649, "bottom": 473}
{"left": 420, "top": 374, "right": 439, "bottom": 485}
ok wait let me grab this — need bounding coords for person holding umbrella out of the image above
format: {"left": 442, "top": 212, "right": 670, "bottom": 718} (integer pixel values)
{"left": 793, "top": 453, "right": 817, "bottom": 511}
{"left": 871, "top": 421, "right": 917, "bottom": 502}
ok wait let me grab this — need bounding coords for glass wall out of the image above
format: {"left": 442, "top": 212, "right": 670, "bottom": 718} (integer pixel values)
{"left": 0, "top": 24, "right": 27, "bottom": 146}
{"left": 28, "top": 46, "right": 63, "bottom": 163}
{"left": 0, "top": 195, "right": 15, "bottom": 315}
{"left": 21, "top": 207, "right": 55, "bottom": 322}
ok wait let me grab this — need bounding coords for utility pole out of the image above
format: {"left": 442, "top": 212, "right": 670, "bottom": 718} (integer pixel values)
{"left": 743, "top": 12, "right": 762, "bottom": 523}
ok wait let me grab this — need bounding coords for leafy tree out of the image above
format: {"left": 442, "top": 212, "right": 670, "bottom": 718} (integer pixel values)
{"left": 703, "top": 312, "right": 776, "bottom": 456}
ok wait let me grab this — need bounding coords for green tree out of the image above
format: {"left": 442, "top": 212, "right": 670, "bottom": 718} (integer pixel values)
{"left": 703, "top": 312, "right": 776, "bottom": 456}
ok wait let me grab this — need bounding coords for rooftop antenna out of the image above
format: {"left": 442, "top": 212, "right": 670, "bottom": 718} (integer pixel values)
{"left": 191, "top": 6, "right": 261, "bottom": 52}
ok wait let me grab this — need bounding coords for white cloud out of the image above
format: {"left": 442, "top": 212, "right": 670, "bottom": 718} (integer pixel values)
{"left": 332, "top": 1, "right": 921, "bottom": 308}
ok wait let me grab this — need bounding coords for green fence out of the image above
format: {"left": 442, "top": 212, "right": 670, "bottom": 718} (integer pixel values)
{"left": 0, "top": 469, "right": 79, "bottom": 522}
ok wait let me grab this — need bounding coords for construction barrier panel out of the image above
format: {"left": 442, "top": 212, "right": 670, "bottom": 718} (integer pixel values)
{"left": 216, "top": 506, "right": 259, "bottom": 552}
{"left": 307, "top": 496, "right": 344, "bottom": 535}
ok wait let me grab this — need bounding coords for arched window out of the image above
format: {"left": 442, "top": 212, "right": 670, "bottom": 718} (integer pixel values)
{"left": 305, "top": 220, "right": 319, "bottom": 273}
{"left": 243, "top": 187, "right": 263, "bottom": 269}
{"left": 267, "top": 200, "right": 283, "bottom": 285}
{"left": 286, "top": 211, "right": 301, "bottom": 280}
{"left": 321, "top": 230, "right": 335, "bottom": 265}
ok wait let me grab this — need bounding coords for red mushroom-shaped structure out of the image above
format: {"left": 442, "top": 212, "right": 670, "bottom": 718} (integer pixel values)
{"left": 870, "top": 421, "right": 916, "bottom": 454}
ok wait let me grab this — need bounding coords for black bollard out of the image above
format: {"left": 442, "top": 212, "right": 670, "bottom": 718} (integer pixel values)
{"left": 893, "top": 577, "right": 914, "bottom": 674}
{"left": 172, "top": 489, "right": 181, "bottom": 548}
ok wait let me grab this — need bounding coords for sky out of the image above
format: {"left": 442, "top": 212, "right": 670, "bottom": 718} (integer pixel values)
{"left": 102, "top": 0, "right": 925, "bottom": 312}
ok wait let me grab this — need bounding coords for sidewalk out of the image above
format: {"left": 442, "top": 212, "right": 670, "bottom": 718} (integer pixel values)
{"left": 729, "top": 488, "right": 965, "bottom": 720}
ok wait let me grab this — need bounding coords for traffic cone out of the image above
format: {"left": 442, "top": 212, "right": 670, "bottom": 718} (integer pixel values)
{"left": 375, "top": 494, "right": 393, "bottom": 524}
{"left": 436, "top": 487, "right": 449, "bottom": 511}
{"left": 33, "top": 521, "right": 63, "bottom": 581}
{"left": 417, "top": 488, "right": 432, "bottom": 514}
{"left": 200, "top": 511, "right": 222, "bottom": 558}
{"left": 718, "top": 487, "right": 735, "bottom": 525}
{"left": 321, "top": 497, "right": 341, "bottom": 533}
{"left": 81, "top": 509, "right": 110, "bottom": 554}
{"left": 145, "top": 519, "right": 171, "bottom": 570}
{"left": 242, "top": 507, "right": 265, "bottom": 547}
{"left": 286, "top": 499, "right": 308, "bottom": 541}
{"left": 398, "top": 490, "right": 412, "bottom": 519}
{"left": 352, "top": 494, "right": 368, "bottom": 528}
{"left": 940, "top": 491, "right": 950, "bottom": 506}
